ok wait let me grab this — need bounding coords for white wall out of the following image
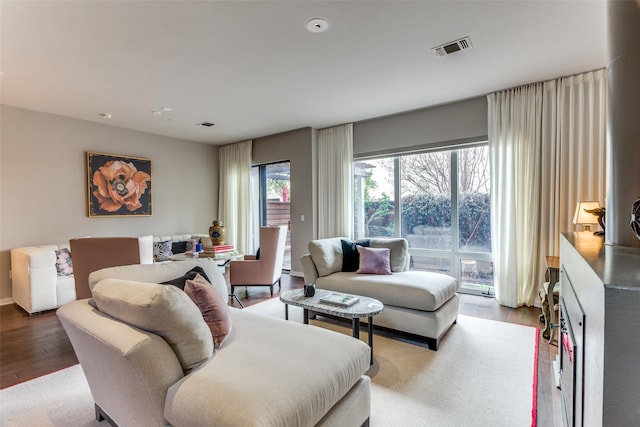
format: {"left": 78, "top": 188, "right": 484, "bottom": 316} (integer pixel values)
{"left": 0, "top": 105, "right": 218, "bottom": 300}
{"left": 252, "top": 127, "right": 315, "bottom": 276}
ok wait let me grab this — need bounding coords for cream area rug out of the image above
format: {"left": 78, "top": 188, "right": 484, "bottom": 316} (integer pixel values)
{"left": 0, "top": 299, "right": 537, "bottom": 427}
{"left": 246, "top": 298, "right": 538, "bottom": 427}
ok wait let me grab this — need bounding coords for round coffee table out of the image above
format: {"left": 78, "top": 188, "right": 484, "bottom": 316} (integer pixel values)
{"left": 280, "top": 288, "right": 383, "bottom": 364}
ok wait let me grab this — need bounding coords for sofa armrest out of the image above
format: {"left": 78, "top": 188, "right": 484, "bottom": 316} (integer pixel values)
{"left": 57, "top": 300, "right": 184, "bottom": 426}
{"left": 300, "top": 254, "right": 319, "bottom": 284}
{"left": 11, "top": 245, "right": 67, "bottom": 314}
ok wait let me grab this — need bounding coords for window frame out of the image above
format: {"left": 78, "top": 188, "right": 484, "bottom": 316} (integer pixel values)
{"left": 354, "top": 140, "right": 493, "bottom": 296}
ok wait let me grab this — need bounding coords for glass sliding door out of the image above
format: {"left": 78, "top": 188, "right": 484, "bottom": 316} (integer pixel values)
{"left": 456, "top": 146, "right": 492, "bottom": 294}
{"left": 354, "top": 144, "right": 493, "bottom": 295}
{"left": 251, "top": 162, "right": 291, "bottom": 270}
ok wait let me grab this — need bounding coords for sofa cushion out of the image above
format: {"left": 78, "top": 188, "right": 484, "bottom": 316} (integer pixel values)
{"left": 92, "top": 278, "right": 213, "bottom": 370}
{"left": 161, "top": 266, "right": 211, "bottom": 290}
{"left": 308, "top": 237, "right": 347, "bottom": 277}
{"left": 356, "top": 246, "right": 392, "bottom": 275}
{"left": 315, "top": 270, "right": 458, "bottom": 312}
{"left": 164, "top": 309, "right": 370, "bottom": 426}
{"left": 54, "top": 248, "right": 74, "bottom": 276}
{"left": 341, "top": 239, "right": 370, "bottom": 272}
{"left": 153, "top": 239, "right": 172, "bottom": 262}
{"left": 171, "top": 240, "right": 188, "bottom": 255}
{"left": 369, "top": 238, "right": 409, "bottom": 272}
{"left": 88, "top": 258, "right": 228, "bottom": 303}
{"left": 184, "top": 273, "right": 232, "bottom": 348}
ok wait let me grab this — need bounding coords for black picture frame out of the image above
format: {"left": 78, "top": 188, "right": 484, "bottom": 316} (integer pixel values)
{"left": 87, "top": 151, "right": 152, "bottom": 217}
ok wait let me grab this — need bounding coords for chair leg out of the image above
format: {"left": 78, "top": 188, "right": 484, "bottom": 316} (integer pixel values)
{"left": 229, "top": 286, "right": 245, "bottom": 308}
{"left": 270, "top": 285, "right": 273, "bottom": 297}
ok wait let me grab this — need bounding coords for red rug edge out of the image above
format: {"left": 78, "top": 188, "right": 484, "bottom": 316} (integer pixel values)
{"left": 531, "top": 328, "right": 540, "bottom": 427}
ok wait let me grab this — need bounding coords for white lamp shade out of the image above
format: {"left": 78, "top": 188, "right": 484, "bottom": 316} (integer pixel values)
{"left": 573, "top": 201, "right": 601, "bottom": 225}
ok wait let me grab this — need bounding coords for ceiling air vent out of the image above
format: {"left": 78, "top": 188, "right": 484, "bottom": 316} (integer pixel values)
{"left": 198, "top": 122, "right": 215, "bottom": 127}
{"left": 432, "top": 36, "right": 473, "bottom": 57}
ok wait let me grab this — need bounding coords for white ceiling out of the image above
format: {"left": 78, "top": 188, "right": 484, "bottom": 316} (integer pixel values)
{"left": 0, "top": 1, "right": 608, "bottom": 145}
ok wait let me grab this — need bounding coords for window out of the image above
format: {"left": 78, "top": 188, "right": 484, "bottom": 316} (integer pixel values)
{"left": 354, "top": 144, "right": 493, "bottom": 295}
{"left": 251, "top": 162, "right": 291, "bottom": 270}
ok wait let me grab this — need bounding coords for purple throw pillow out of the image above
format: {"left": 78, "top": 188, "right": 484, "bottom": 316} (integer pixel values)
{"left": 356, "top": 246, "right": 392, "bottom": 275}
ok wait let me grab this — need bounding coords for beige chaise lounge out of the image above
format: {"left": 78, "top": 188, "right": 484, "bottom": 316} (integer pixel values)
{"left": 301, "top": 237, "right": 459, "bottom": 350}
{"left": 57, "top": 258, "right": 371, "bottom": 427}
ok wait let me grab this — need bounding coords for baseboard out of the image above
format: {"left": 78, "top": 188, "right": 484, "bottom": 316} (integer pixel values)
{"left": 288, "top": 270, "right": 303, "bottom": 278}
{"left": 0, "top": 297, "right": 14, "bottom": 306}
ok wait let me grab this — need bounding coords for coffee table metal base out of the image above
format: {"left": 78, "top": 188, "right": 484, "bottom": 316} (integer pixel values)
{"left": 284, "top": 303, "right": 377, "bottom": 365}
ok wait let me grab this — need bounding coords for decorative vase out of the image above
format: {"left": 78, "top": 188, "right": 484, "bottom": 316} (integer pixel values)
{"left": 209, "top": 220, "right": 225, "bottom": 245}
{"left": 303, "top": 283, "right": 316, "bottom": 297}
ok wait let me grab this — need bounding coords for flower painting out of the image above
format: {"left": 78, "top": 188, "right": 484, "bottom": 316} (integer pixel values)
{"left": 87, "top": 152, "right": 152, "bottom": 216}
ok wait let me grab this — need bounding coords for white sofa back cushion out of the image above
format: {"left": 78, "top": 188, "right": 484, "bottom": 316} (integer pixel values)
{"left": 369, "top": 238, "right": 409, "bottom": 272}
{"left": 88, "top": 258, "right": 228, "bottom": 303}
{"left": 308, "top": 237, "right": 347, "bottom": 277}
{"left": 308, "top": 237, "right": 410, "bottom": 277}
{"left": 92, "top": 278, "right": 213, "bottom": 370}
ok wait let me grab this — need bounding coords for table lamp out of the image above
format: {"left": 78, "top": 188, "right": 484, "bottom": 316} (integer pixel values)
{"left": 573, "top": 201, "right": 603, "bottom": 235}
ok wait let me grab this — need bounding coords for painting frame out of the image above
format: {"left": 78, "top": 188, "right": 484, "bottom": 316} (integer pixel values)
{"left": 87, "top": 151, "right": 152, "bottom": 217}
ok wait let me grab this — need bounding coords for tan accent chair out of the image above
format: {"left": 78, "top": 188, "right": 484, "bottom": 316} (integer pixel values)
{"left": 230, "top": 225, "right": 287, "bottom": 299}
{"left": 69, "top": 236, "right": 153, "bottom": 300}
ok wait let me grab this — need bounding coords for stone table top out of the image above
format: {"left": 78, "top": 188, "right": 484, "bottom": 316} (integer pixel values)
{"left": 280, "top": 288, "right": 384, "bottom": 319}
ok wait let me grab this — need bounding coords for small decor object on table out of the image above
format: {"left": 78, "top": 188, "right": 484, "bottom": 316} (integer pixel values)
{"left": 584, "top": 206, "right": 606, "bottom": 236}
{"left": 320, "top": 292, "right": 360, "bottom": 307}
{"left": 303, "top": 283, "right": 316, "bottom": 297}
{"left": 631, "top": 196, "right": 640, "bottom": 240}
{"left": 209, "top": 220, "right": 225, "bottom": 245}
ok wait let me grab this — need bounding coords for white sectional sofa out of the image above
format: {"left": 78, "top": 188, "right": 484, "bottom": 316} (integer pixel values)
{"left": 9, "top": 234, "right": 207, "bottom": 313}
{"left": 301, "top": 237, "right": 459, "bottom": 350}
{"left": 57, "top": 259, "right": 371, "bottom": 427}
{"left": 10, "top": 244, "right": 76, "bottom": 314}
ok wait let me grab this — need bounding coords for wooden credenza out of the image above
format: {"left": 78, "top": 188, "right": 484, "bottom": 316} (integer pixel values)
{"left": 559, "top": 232, "right": 640, "bottom": 426}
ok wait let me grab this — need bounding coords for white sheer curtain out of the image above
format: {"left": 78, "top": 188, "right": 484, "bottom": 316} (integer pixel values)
{"left": 218, "top": 140, "right": 252, "bottom": 254}
{"left": 317, "top": 123, "right": 354, "bottom": 238}
{"left": 488, "top": 69, "right": 606, "bottom": 308}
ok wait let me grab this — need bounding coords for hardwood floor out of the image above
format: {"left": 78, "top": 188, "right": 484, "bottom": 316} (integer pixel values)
{"left": 0, "top": 274, "right": 560, "bottom": 425}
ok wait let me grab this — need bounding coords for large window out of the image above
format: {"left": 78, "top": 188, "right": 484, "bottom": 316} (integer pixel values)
{"left": 354, "top": 145, "right": 493, "bottom": 295}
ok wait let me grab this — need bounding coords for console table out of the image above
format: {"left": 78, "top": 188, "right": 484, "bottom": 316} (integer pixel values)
{"left": 559, "top": 232, "right": 640, "bottom": 426}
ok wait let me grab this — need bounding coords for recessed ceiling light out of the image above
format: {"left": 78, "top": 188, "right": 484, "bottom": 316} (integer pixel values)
{"left": 161, "top": 107, "right": 173, "bottom": 112}
{"left": 98, "top": 113, "right": 112, "bottom": 119}
{"left": 306, "top": 18, "right": 329, "bottom": 33}
{"left": 151, "top": 110, "right": 162, "bottom": 116}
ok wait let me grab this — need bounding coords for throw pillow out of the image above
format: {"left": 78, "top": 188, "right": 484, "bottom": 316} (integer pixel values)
{"left": 185, "top": 238, "right": 200, "bottom": 252}
{"left": 54, "top": 248, "right": 73, "bottom": 276}
{"left": 356, "top": 246, "right": 392, "bottom": 275}
{"left": 341, "top": 239, "right": 370, "bottom": 272}
{"left": 153, "top": 239, "right": 172, "bottom": 262}
{"left": 161, "top": 267, "right": 211, "bottom": 290}
{"left": 184, "top": 273, "right": 233, "bottom": 348}
{"left": 92, "top": 278, "right": 213, "bottom": 370}
{"left": 171, "top": 240, "right": 188, "bottom": 255}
